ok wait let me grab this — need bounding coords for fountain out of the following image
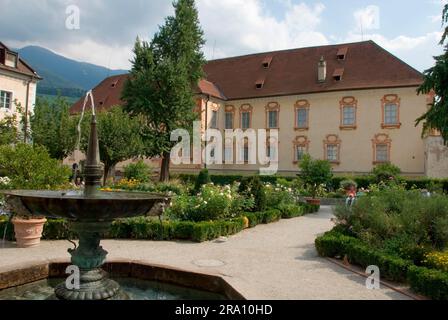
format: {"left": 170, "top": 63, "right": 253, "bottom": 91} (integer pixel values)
{"left": 0, "top": 92, "right": 170, "bottom": 300}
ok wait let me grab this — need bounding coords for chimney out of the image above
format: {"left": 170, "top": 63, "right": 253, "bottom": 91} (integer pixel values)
{"left": 318, "top": 56, "right": 326, "bottom": 83}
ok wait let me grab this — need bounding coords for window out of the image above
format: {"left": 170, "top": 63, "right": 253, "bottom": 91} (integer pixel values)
{"left": 384, "top": 104, "right": 398, "bottom": 125}
{"left": 372, "top": 134, "right": 391, "bottom": 164}
{"left": 240, "top": 104, "right": 253, "bottom": 130}
{"left": 340, "top": 97, "right": 357, "bottom": 129}
{"left": 265, "top": 102, "right": 280, "bottom": 129}
{"left": 268, "top": 111, "right": 278, "bottom": 129}
{"left": 296, "top": 145, "right": 306, "bottom": 161}
{"left": 5, "top": 52, "right": 17, "bottom": 68}
{"left": 326, "top": 145, "right": 338, "bottom": 162}
{"left": 225, "top": 112, "right": 233, "bottom": 129}
{"left": 295, "top": 100, "right": 310, "bottom": 130}
{"left": 0, "top": 91, "right": 12, "bottom": 109}
{"left": 381, "top": 94, "right": 401, "bottom": 129}
{"left": 266, "top": 137, "right": 278, "bottom": 162}
{"left": 210, "top": 110, "right": 218, "bottom": 129}
{"left": 375, "top": 144, "right": 389, "bottom": 162}
{"left": 225, "top": 105, "right": 235, "bottom": 130}
{"left": 342, "top": 106, "right": 355, "bottom": 126}
{"left": 293, "top": 136, "right": 309, "bottom": 163}
{"left": 323, "top": 134, "right": 341, "bottom": 164}
{"left": 241, "top": 112, "right": 250, "bottom": 129}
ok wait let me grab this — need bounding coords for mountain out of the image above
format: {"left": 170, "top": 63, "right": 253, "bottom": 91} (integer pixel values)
{"left": 17, "top": 46, "right": 128, "bottom": 99}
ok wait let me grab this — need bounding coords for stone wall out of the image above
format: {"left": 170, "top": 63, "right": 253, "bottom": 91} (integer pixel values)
{"left": 425, "top": 136, "right": 448, "bottom": 178}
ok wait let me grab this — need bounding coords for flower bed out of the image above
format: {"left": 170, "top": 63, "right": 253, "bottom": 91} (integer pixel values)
{"left": 317, "top": 186, "right": 448, "bottom": 300}
{"left": 315, "top": 229, "right": 448, "bottom": 300}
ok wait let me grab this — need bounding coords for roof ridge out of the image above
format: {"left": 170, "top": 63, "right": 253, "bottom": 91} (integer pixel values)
{"left": 206, "top": 40, "right": 374, "bottom": 63}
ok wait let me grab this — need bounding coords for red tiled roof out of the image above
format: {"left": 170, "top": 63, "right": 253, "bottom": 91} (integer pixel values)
{"left": 203, "top": 40, "right": 423, "bottom": 100}
{"left": 0, "top": 42, "right": 42, "bottom": 79}
{"left": 70, "top": 40, "right": 423, "bottom": 113}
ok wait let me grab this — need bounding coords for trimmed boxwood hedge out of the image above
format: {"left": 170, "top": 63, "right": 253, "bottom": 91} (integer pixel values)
{"left": 175, "top": 173, "right": 448, "bottom": 193}
{"left": 315, "top": 229, "right": 448, "bottom": 300}
{"left": 0, "top": 203, "right": 319, "bottom": 244}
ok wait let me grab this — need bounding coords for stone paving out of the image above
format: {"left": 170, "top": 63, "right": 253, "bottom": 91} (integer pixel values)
{"left": 0, "top": 206, "right": 410, "bottom": 300}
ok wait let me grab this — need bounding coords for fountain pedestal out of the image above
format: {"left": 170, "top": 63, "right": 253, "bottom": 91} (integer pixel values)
{"left": 54, "top": 222, "right": 127, "bottom": 300}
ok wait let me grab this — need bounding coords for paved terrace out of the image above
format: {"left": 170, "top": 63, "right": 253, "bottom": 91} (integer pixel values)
{"left": 0, "top": 206, "right": 410, "bottom": 300}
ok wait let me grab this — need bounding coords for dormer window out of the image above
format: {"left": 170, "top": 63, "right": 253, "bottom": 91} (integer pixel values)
{"left": 262, "top": 56, "right": 273, "bottom": 69}
{"left": 333, "top": 68, "right": 344, "bottom": 81}
{"left": 5, "top": 51, "right": 18, "bottom": 68}
{"left": 111, "top": 81, "right": 118, "bottom": 88}
{"left": 255, "top": 78, "right": 265, "bottom": 89}
{"left": 337, "top": 47, "right": 348, "bottom": 60}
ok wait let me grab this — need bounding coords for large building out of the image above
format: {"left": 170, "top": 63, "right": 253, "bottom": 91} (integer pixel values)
{"left": 70, "top": 41, "right": 448, "bottom": 178}
{"left": 0, "top": 42, "right": 41, "bottom": 124}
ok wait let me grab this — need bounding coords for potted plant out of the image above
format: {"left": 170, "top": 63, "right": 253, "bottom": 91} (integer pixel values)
{"left": 6, "top": 196, "right": 47, "bottom": 248}
{"left": 298, "top": 155, "right": 333, "bottom": 205}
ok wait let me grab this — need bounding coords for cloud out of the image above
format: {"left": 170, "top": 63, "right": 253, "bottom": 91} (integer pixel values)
{"left": 353, "top": 5, "right": 381, "bottom": 32}
{"left": 197, "top": 0, "right": 328, "bottom": 59}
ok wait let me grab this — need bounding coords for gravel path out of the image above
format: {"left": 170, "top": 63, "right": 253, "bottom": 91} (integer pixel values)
{"left": 0, "top": 206, "right": 410, "bottom": 300}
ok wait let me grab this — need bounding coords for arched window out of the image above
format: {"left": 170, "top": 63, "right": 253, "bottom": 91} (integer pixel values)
{"left": 295, "top": 100, "right": 310, "bottom": 131}
{"left": 323, "top": 134, "right": 341, "bottom": 164}
{"left": 372, "top": 134, "right": 392, "bottom": 164}
{"left": 340, "top": 96, "right": 357, "bottom": 130}
{"left": 381, "top": 94, "right": 401, "bottom": 129}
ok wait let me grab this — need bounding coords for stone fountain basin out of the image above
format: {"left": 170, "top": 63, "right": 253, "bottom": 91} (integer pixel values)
{"left": 1, "top": 190, "right": 169, "bottom": 221}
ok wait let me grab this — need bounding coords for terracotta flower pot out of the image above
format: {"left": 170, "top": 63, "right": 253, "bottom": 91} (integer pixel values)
{"left": 12, "top": 217, "right": 47, "bottom": 248}
{"left": 306, "top": 198, "right": 321, "bottom": 205}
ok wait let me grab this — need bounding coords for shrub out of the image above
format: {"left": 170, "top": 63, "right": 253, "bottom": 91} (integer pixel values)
{"left": 372, "top": 163, "right": 402, "bottom": 183}
{"left": 334, "top": 189, "right": 448, "bottom": 252}
{"left": 340, "top": 179, "right": 357, "bottom": 191}
{"left": 298, "top": 155, "right": 333, "bottom": 199}
{"left": 194, "top": 169, "right": 211, "bottom": 192}
{"left": 123, "top": 161, "right": 152, "bottom": 183}
{"left": 278, "top": 204, "right": 304, "bottom": 219}
{"left": 238, "top": 176, "right": 267, "bottom": 212}
{"left": 261, "top": 209, "right": 282, "bottom": 224}
{"left": 264, "top": 183, "right": 298, "bottom": 208}
{"left": 408, "top": 266, "right": 448, "bottom": 300}
{"left": 315, "top": 230, "right": 411, "bottom": 282}
{"left": 168, "top": 184, "right": 253, "bottom": 222}
{"left": 0, "top": 144, "right": 71, "bottom": 190}
{"left": 424, "top": 251, "right": 448, "bottom": 272}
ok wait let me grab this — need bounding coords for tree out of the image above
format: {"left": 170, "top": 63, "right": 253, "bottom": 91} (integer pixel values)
{"left": 417, "top": 4, "right": 448, "bottom": 144}
{"left": 31, "top": 96, "right": 78, "bottom": 160}
{"left": 79, "top": 107, "right": 144, "bottom": 184}
{"left": 298, "top": 155, "right": 333, "bottom": 199}
{"left": 122, "top": 0, "right": 206, "bottom": 182}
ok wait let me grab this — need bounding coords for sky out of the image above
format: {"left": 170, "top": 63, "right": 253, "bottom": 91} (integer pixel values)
{"left": 0, "top": 0, "right": 447, "bottom": 71}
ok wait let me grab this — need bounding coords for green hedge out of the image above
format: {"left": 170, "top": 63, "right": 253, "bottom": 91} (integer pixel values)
{"left": 176, "top": 173, "right": 448, "bottom": 193}
{"left": 315, "top": 230, "right": 448, "bottom": 299}
{"left": 408, "top": 266, "right": 448, "bottom": 300}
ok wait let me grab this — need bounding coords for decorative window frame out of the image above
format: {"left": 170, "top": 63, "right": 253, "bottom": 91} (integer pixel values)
{"left": 265, "top": 102, "right": 280, "bottom": 130}
{"left": 323, "top": 134, "right": 341, "bottom": 165}
{"left": 266, "top": 136, "right": 279, "bottom": 164}
{"left": 372, "top": 133, "right": 392, "bottom": 164}
{"left": 224, "top": 105, "right": 236, "bottom": 130}
{"left": 240, "top": 104, "right": 253, "bottom": 129}
{"left": 381, "top": 94, "right": 401, "bottom": 129}
{"left": 339, "top": 96, "right": 358, "bottom": 130}
{"left": 294, "top": 100, "right": 310, "bottom": 131}
{"left": 293, "top": 136, "right": 310, "bottom": 164}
